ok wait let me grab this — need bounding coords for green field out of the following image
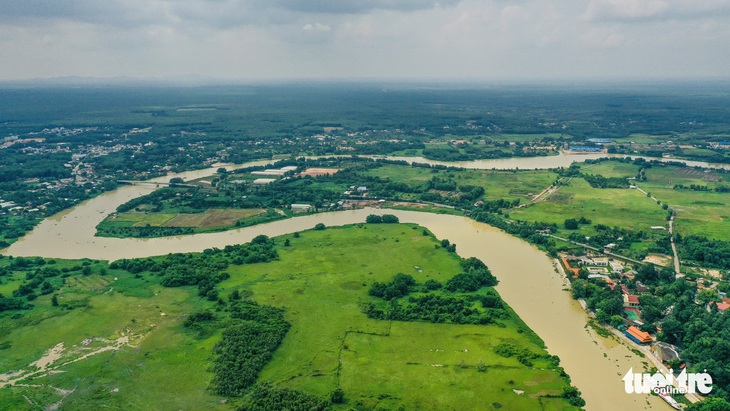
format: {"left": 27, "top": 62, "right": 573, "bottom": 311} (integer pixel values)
{"left": 0, "top": 224, "right": 578, "bottom": 410}
{"left": 364, "top": 165, "right": 558, "bottom": 202}
{"left": 96, "top": 208, "right": 282, "bottom": 238}
{"left": 510, "top": 178, "right": 667, "bottom": 231}
{"left": 0, "top": 259, "right": 227, "bottom": 410}
{"left": 580, "top": 161, "right": 641, "bottom": 178}
{"left": 636, "top": 166, "right": 730, "bottom": 241}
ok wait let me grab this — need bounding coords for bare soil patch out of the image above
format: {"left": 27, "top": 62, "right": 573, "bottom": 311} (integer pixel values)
{"left": 299, "top": 168, "right": 340, "bottom": 177}
{"left": 163, "top": 209, "right": 266, "bottom": 228}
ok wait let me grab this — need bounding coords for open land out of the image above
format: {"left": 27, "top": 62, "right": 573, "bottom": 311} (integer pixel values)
{"left": 0, "top": 224, "right": 578, "bottom": 410}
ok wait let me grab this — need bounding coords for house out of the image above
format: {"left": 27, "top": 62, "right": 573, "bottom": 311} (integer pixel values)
{"left": 588, "top": 274, "right": 612, "bottom": 284}
{"left": 587, "top": 267, "right": 609, "bottom": 275}
{"left": 716, "top": 302, "right": 730, "bottom": 313}
{"left": 576, "top": 256, "right": 594, "bottom": 266}
{"left": 624, "top": 326, "right": 653, "bottom": 344}
{"left": 252, "top": 178, "right": 276, "bottom": 185}
{"left": 623, "top": 294, "right": 640, "bottom": 308}
{"left": 290, "top": 204, "right": 313, "bottom": 212}
{"left": 586, "top": 138, "right": 613, "bottom": 144}
{"left": 569, "top": 145, "right": 602, "bottom": 153}
{"left": 652, "top": 342, "right": 681, "bottom": 364}
{"left": 635, "top": 281, "right": 650, "bottom": 294}
{"left": 622, "top": 270, "right": 637, "bottom": 280}
{"left": 593, "top": 257, "right": 609, "bottom": 266}
{"left": 609, "top": 261, "right": 624, "bottom": 273}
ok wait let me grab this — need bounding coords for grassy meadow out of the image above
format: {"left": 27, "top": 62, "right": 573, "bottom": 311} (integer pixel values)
{"left": 0, "top": 260, "right": 227, "bottom": 410}
{"left": 509, "top": 178, "right": 667, "bottom": 232}
{"left": 0, "top": 224, "right": 578, "bottom": 410}
{"left": 640, "top": 165, "right": 730, "bottom": 241}
{"left": 363, "top": 165, "right": 558, "bottom": 202}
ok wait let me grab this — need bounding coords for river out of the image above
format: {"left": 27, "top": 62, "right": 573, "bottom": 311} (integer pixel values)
{"left": 4, "top": 155, "right": 686, "bottom": 410}
{"left": 378, "top": 152, "right": 730, "bottom": 170}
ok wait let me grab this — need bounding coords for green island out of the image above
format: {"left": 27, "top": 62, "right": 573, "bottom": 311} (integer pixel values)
{"left": 0, "top": 222, "right": 582, "bottom": 410}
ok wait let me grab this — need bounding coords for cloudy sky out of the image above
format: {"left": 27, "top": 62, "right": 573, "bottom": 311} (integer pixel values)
{"left": 1, "top": 0, "right": 729, "bottom": 81}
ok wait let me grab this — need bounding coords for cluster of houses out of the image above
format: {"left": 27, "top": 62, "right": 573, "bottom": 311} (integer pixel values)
{"left": 562, "top": 253, "right": 690, "bottom": 370}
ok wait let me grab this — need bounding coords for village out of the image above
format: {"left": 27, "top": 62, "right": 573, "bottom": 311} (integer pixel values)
{"left": 558, "top": 247, "right": 730, "bottom": 407}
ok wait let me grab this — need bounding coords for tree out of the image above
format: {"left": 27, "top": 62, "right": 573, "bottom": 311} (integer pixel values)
{"left": 51, "top": 294, "right": 59, "bottom": 307}
{"left": 564, "top": 219, "right": 579, "bottom": 230}
{"left": 381, "top": 214, "right": 399, "bottom": 224}
{"left": 686, "top": 398, "right": 730, "bottom": 411}
{"left": 697, "top": 289, "right": 722, "bottom": 306}
{"left": 330, "top": 387, "right": 345, "bottom": 404}
{"left": 170, "top": 177, "right": 184, "bottom": 184}
{"left": 609, "top": 315, "right": 624, "bottom": 328}
{"left": 314, "top": 223, "right": 326, "bottom": 230}
{"left": 366, "top": 214, "right": 383, "bottom": 223}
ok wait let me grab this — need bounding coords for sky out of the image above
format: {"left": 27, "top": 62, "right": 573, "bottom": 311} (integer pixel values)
{"left": 1, "top": 0, "right": 729, "bottom": 82}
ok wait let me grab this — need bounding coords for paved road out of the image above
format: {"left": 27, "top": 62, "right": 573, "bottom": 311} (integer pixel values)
{"left": 668, "top": 214, "right": 682, "bottom": 278}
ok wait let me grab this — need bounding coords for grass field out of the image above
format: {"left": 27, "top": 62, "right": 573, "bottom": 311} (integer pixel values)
{"left": 636, "top": 166, "right": 730, "bottom": 241}
{"left": 221, "top": 224, "right": 576, "bottom": 410}
{"left": 364, "top": 165, "right": 558, "bottom": 202}
{"left": 0, "top": 259, "right": 226, "bottom": 410}
{"left": 645, "top": 165, "right": 727, "bottom": 187}
{"left": 580, "top": 161, "right": 641, "bottom": 178}
{"left": 510, "top": 178, "right": 667, "bottom": 231}
{"left": 0, "top": 224, "right": 578, "bottom": 410}
{"left": 641, "top": 185, "right": 730, "bottom": 241}
{"left": 103, "top": 208, "right": 267, "bottom": 229}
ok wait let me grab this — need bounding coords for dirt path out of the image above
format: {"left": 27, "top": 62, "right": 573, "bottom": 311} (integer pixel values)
{"left": 0, "top": 336, "right": 131, "bottom": 389}
{"left": 517, "top": 178, "right": 570, "bottom": 208}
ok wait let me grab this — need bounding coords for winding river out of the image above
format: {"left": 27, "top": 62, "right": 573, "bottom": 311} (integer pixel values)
{"left": 4, "top": 153, "right": 702, "bottom": 410}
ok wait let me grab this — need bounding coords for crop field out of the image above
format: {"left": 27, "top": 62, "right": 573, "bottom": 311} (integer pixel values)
{"left": 0, "top": 224, "right": 579, "bottom": 410}
{"left": 163, "top": 209, "right": 266, "bottom": 227}
{"left": 645, "top": 165, "right": 727, "bottom": 187}
{"left": 103, "top": 208, "right": 267, "bottom": 229}
{"left": 509, "top": 178, "right": 667, "bottom": 231}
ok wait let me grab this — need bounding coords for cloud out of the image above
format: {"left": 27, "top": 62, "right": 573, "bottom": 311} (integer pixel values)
{"left": 272, "top": 0, "right": 462, "bottom": 14}
{"left": 583, "top": 0, "right": 730, "bottom": 22}
{"left": 303, "top": 23, "right": 332, "bottom": 33}
{"left": 1, "top": 0, "right": 729, "bottom": 80}
{"left": 0, "top": 0, "right": 464, "bottom": 29}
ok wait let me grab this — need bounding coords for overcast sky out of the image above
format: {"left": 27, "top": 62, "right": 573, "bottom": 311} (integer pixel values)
{"left": 1, "top": 0, "right": 729, "bottom": 81}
